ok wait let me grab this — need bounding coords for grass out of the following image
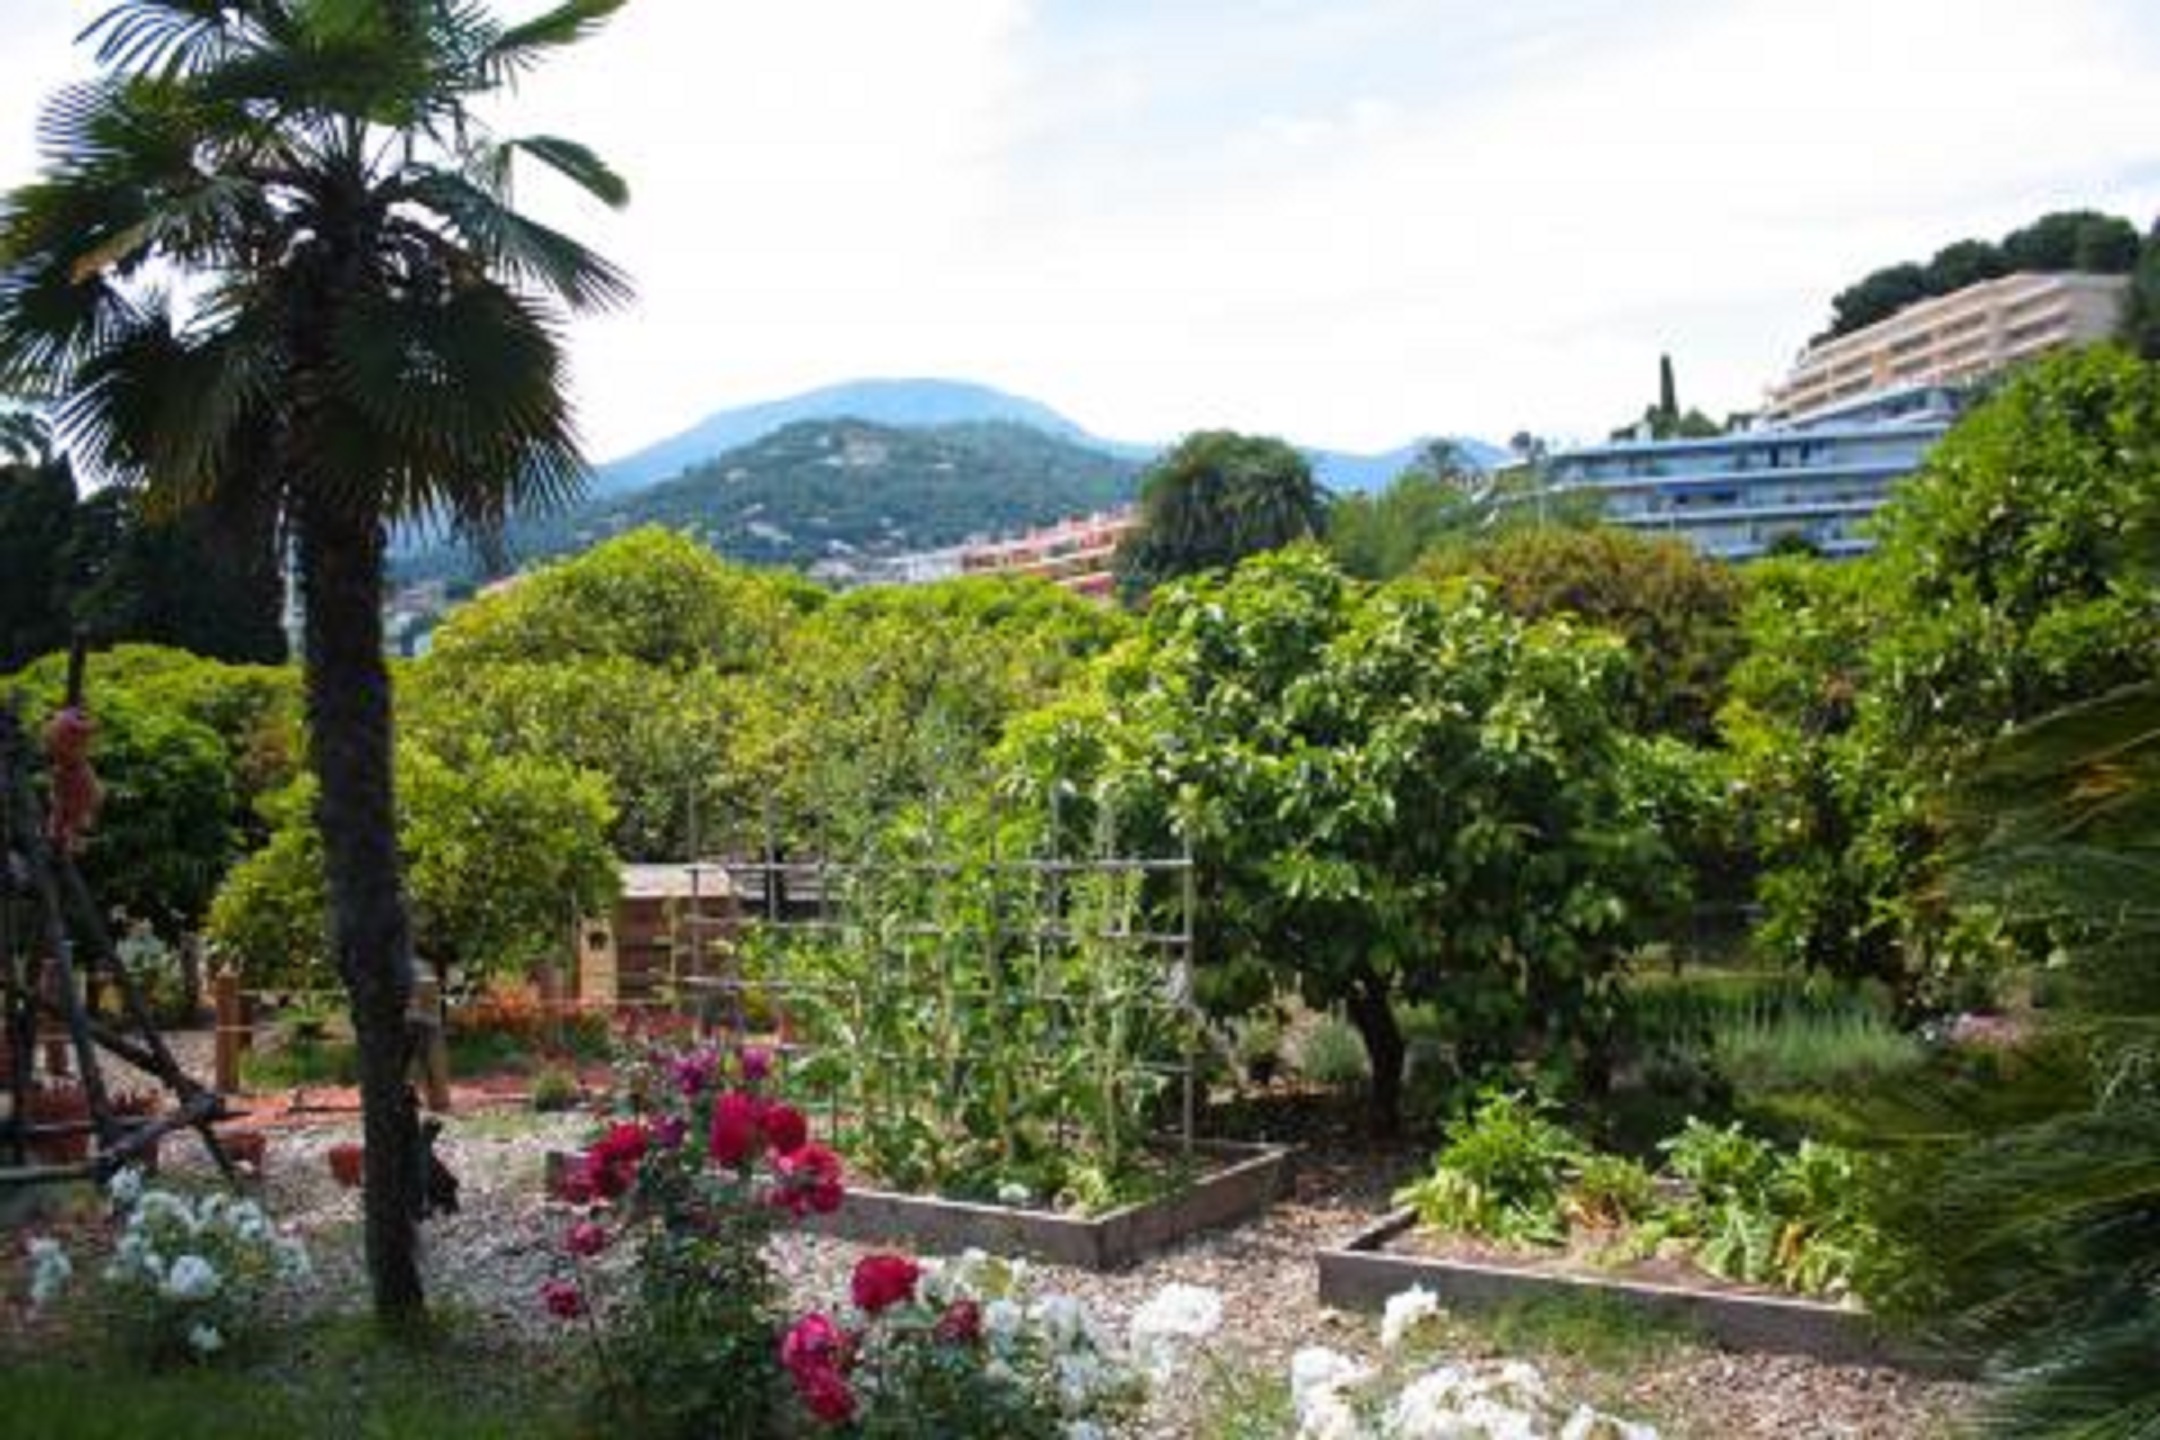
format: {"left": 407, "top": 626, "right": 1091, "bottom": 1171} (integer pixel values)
{"left": 1708, "top": 999, "right": 1925, "bottom": 1096}
{"left": 1194, "top": 1356, "right": 1297, "bottom": 1439}
{"left": 1624, "top": 966, "right": 1925, "bottom": 1098}
{"left": 1, "top": 1311, "right": 583, "bottom": 1440}
{"left": 238, "top": 1025, "right": 605, "bottom": 1091}
{"left": 1468, "top": 1291, "right": 1698, "bottom": 1371}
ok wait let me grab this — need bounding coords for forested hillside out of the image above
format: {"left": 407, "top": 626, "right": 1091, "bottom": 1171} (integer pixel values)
{"left": 397, "top": 418, "right": 1140, "bottom": 582}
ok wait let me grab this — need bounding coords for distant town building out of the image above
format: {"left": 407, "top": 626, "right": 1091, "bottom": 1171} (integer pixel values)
{"left": 957, "top": 508, "right": 1137, "bottom": 600}
{"left": 1764, "top": 271, "right": 2129, "bottom": 422}
{"left": 1541, "top": 385, "right": 1963, "bottom": 561}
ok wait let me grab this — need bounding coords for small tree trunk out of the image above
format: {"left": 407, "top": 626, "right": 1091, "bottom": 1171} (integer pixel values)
{"left": 1345, "top": 969, "right": 1406, "bottom": 1138}
{"left": 297, "top": 501, "right": 426, "bottom": 1324}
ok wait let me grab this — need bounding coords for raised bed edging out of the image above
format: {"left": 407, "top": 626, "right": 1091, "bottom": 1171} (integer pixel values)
{"left": 803, "top": 1140, "right": 1296, "bottom": 1272}
{"left": 1318, "top": 1210, "right": 1959, "bottom": 1373}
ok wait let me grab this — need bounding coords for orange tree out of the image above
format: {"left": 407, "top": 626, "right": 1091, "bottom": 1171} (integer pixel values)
{"left": 1002, "top": 548, "right": 1695, "bottom": 1133}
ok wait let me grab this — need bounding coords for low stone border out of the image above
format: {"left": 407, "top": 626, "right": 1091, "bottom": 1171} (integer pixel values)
{"left": 805, "top": 1140, "right": 1296, "bottom": 1271}
{"left": 1318, "top": 1210, "right": 1949, "bottom": 1371}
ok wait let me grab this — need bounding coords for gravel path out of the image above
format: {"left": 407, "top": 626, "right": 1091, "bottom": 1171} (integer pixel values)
{"left": 139, "top": 1102, "right": 1974, "bottom": 1439}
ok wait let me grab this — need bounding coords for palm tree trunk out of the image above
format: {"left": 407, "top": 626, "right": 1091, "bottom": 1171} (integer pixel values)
{"left": 297, "top": 499, "right": 426, "bottom": 1322}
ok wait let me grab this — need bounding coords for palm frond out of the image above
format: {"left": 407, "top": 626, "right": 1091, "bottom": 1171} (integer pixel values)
{"left": 78, "top": 0, "right": 244, "bottom": 79}
{"left": 323, "top": 275, "right": 587, "bottom": 524}
{"left": 508, "top": 134, "right": 628, "bottom": 209}
{"left": 476, "top": 0, "right": 627, "bottom": 86}
{"left": 396, "top": 167, "right": 631, "bottom": 310}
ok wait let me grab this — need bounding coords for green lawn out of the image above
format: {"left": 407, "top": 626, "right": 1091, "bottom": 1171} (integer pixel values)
{"left": 2, "top": 1312, "right": 584, "bottom": 1440}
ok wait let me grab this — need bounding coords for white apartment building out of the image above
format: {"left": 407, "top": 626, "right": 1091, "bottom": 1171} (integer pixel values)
{"left": 1764, "top": 271, "right": 2129, "bottom": 423}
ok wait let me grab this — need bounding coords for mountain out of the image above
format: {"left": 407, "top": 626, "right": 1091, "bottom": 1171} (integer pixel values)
{"left": 593, "top": 378, "right": 1142, "bottom": 498}
{"left": 1305, "top": 439, "right": 1506, "bottom": 493}
{"left": 593, "top": 376, "right": 1501, "bottom": 500}
{"left": 397, "top": 418, "right": 1141, "bottom": 584}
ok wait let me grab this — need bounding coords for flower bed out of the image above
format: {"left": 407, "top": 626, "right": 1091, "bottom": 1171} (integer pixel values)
{"left": 1315, "top": 1208, "right": 1908, "bottom": 1367}
{"left": 546, "top": 1137, "right": 1292, "bottom": 1272}
{"left": 801, "top": 1138, "right": 1294, "bottom": 1271}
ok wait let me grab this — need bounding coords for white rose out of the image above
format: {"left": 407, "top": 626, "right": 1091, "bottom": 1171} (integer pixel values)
{"left": 162, "top": 1253, "right": 221, "bottom": 1302}
{"left": 1379, "top": 1285, "right": 1440, "bottom": 1351}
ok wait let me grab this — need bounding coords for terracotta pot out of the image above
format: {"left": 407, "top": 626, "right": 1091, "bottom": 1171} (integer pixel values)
{"left": 327, "top": 1142, "right": 365, "bottom": 1188}
{"left": 220, "top": 1129, "right": 268, "bottom": 1170}
{"left": 28, "top": 1084, "right": 91, "bottom": 1166}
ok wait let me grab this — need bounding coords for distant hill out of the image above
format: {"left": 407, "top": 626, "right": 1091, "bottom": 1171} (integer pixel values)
{"left": 1306, "top": 439, "right": 1506, "bottom": 492}
{"left": 392, "top": 378, "right": 1505, "bottom": 583}
{"left": 593, "top": 375, "right": 1502, "bottom": 500}
{"left": 398, "top": 418, "right": 1141, "bottom": 584}
{"left": 592, "top": 378, "right": 1139, "bottom": 499}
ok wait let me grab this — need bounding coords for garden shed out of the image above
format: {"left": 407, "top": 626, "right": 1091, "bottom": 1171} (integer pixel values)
{"left": 577, "top": 863, "right": 742, "bottom": 1009}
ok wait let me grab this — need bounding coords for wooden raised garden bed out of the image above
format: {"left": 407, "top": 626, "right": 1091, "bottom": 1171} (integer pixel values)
{"left": 805, "top": 1140, "right": 1295, "bottom": 1272}
{"left": 1319, "top": 1209, "right": 1942, "bottom": 1370}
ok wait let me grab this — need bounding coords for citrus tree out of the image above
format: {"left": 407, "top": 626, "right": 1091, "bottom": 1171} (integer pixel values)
{"left": 1004, "top": 548, "right": 1692, "bottom": 1132}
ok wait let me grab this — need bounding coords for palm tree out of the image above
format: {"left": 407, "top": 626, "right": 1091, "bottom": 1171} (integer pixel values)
{"left": 0, "top": 0, "right": 631, "bottom": 1323}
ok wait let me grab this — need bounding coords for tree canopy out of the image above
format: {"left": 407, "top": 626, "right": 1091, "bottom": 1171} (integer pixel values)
{"left": 1112, "top": 431, "right": 1325, "bottom": 601}
{"left": 1003, "top": 547, "right": 1691, "bottom": 1131}
{"left": 1821, "top": 208, "right": 2146, "bottom": 339}
{"left": 1417, "top": 525, "right": 1744, "bottom": 743}
{"left": 1723, "top": 346, "right": 2160, "bottom": 999}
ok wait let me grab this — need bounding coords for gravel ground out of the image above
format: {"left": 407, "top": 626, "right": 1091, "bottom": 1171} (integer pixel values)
{"left": 121, "top": 1096, "right": 1976, "bottom": 1440}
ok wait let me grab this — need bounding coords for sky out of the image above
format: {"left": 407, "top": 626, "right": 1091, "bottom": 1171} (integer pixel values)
{"left": 2, "top": 0, "right": 2157, "bottom": 461}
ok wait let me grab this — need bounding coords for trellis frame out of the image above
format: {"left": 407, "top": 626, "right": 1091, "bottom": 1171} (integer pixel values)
{"left": 669, "top": 797, "right": 1205, "bottom": 1171}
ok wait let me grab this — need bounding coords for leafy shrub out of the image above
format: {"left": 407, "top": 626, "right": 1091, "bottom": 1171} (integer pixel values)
{"left": 1393, "top": 1091, "right": 1581, "bottom": 1246}
{"left": 1398, "top": 1103, "right": 1879, "bottom": 1297}
{"left": 112, "top": 922, "right": 195, "bottom": 1024}
{"left": 1294, "top": 1015, "right": 1370, "bottom": 1090}
{"left": 1653, "top": 1119, "right": 1880, "bottom": 1297}
{"left": 531, "top": 1067, "right": 581, "bottom": 1113}
{"left": 1564, "top": 1153, "right": 1657, "bottom": 1230}
{"left": 210, "top": 745, "right": 617, "bottom": 990}
{"left": 1230, "top": 1014, "right": 1284, "bottom": 1083}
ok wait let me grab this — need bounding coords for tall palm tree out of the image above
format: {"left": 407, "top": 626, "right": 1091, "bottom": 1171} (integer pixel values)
{"left": 0, "top": 0, "right": 631, "bottom": 1322}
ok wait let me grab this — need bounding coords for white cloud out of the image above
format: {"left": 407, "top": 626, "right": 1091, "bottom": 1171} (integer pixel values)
{"left": 1, "top": 0, "right": 2155, "bottom": 459}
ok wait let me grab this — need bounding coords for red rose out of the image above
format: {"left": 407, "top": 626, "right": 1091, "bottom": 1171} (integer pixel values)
{"left": 555, "top": 1164, "right": 596, "bottom": 1206}
{"left": 781, "top": 1312, "right": 845, "bottom": 1377}
{"left": 772, "top": 1142, "right": 844, "bottom": 1217}
{"left": 708, "top": 1091, "right": 762, "bottom": 1168}
{"left": 541, "top": 1279, "right": 586, "bottom": 1320}
{"left": 849, "top": 1253, "right": 920, "bottom": 1314}
{"left": 566, "top": 1220, "right": 609, "bottom": 1258}
{"left": 795, "top": 1363, "right": 856, "bottom": 1425}
{"left": 584, "top": 1121, "right": 649, "bottom": 1200}
{"left": 934, "top": 1298, "right": 982, "bottom": 1345}
{"left": 761, "top": 1102, "right": 808, "bottom": 1156}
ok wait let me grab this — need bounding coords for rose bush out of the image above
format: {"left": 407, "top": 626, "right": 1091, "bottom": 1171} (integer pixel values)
{"left": 546, "top": 1039, "right": 1213, "bottom": 1437}
{"left": 544, "top": 1043, "right": 813, "bottom": 1438}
